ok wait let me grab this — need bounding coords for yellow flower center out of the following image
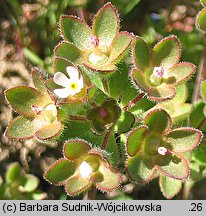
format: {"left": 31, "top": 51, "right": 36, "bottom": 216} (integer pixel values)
{"left": 69, "top": 82, "right": 78, "bottom": 90}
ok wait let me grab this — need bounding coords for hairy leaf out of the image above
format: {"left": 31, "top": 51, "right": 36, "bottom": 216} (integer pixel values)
{"left": 60, "top": 15, "right": 92, "bottom": 50}
{"left": 92, "top": 3, "right": 119, "bottom": 46}
{"left": 45, "top": 159, "right": 76, "bottom": 185}
{"left": 144, "top": 109, "right": 171, "bottom": 134}
{"left": 159, "top": 175, "right": 182, "bottom": 199}
{"left": 133, "top": 36, "right": 150, "bottom": 71}
{"left": 151, "top": 36, "right": 181, "bottom": 70}
{"left": 127, "top": 126, "right": 148, "bottom": 157}
{"left": 127, "top": 154, "right": 155, "bottom": 183}
{"left": 96, "top": 165, "right": 120, "bottom": 191}
{"left": 166, "top": 128, "right": 202, "bottom": 153}
{"left": 64, "top": 140, "right": 91, "bottom": 160}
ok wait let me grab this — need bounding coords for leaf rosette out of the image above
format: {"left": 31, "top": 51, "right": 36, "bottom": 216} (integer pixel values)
{"left": 131, "top": 36, "right": 196, "bottom": 101}
{"left": 54, "top": 3, "right": 133, "bottom": 73}
{"left": 126, "top": 109, "right": 203, "bottom": 183}
{"left": 44, "top": 139, "right": 120, "bottom": 196}
{"left": 5, "top": 69, "right": 62, "bottom": 140}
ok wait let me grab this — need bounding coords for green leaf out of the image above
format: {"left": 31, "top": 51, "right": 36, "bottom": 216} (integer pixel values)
{"left": 129, "top": 97, "right": 155, "bottom": 117}
{"left": 108, "top": 32, "right": 132, "bottom": 63}
{"left": 91, "top": 120, "right": 105, "bottom": 134}
{"left": 31, "top": 69, "right": 51, "bottom": 102}
{"left": 166, "top": 128, "right": 202, "bottom": 153}
{"left": 6, "top": 163, "right": 21, "bottom": 183}
{"left": 127, "top": 126, "right": 148, "bottom": 157}
{"left": 120, "top": 0, "right": 141, "bottom": 17}
{"left": 201, "top": 80, "right": 206, "bottom": 101}
{"left": 190, "top": 161, "right": 202, "bottom": 181}
{"left": 132, "top": 69, "right": 176, "bottom": 101}
{"left": 144, "top": 109, "right": 171, "bottom": 134}
{"left": 127, "top": 154, "right": 155, "bottom": 183}
{"left": 201, "top": 0, "right": 206, "bottom": 7}
{"left": 36, "top": 121, "right": 62, "bottom": 140}
{"left": 167, "top": 62, "right": 196, "bottom": 85}
{"left": 60, "top": 15, "right": 92, "bottom": 50}
{"left": 53, "top": 57, "right": 74, "bottom": 75}
{"left": 156, "top": 153, "right": 189, "bottom": 180}
{"left": 192, "top": 139, "right": 206, "bottom": 166}
{"left": 79, "top": 66, "right": 103, "bottom": 91}
{"left": 171, "top": 104, "right": 192, "bottom": 126}
{"left": 116, "top": 111, "right": 135, "bottom": 133}
{"left": 159, "top": 175, "right": 182, "bottom": 199}
{"left": 149, "top": 84, "right": 192, "bottom": 122}
{"left": 108, "top": 62, "right": 139, "bottom": 106}
{"left": 31, "top": 192, "right": 47, "bottom": 200}
{"left": 59, "top": 120, "right": 104, "bottom": 145}
{"left": 151, "top": 36, "right": 181, "bottom": 70}
{"left": 190, "top": 101, "right": 206, "bottom": 132}
{"left": 92, "top": 3, "right": 119, "bottom": 46}
{"left": 54, "top": 42, "right": 82, "bottom": 64}
{"left": 21, "top": 174, "right": 39, "bottom": 192}
{"left": 5, "top": 87, "right": 47, "bottom": 117}
{"left": 23, "top": 48, "right": 44, "bottom": 66}
{"left": 96, "top": 165, "right": 120, "bottom": 191}
{"left": 45, "top": 159, "right": 77, "bottom": 185}
{"left": 196, "top": 8, "right": 206, "bottom": 32}
{"left": 6, "top": 116, "right": 42, "bottom": 139}
{"left": 132, "top": 36, "right": 150, "bottom": 71}
{"left": 84, "top": 61, "right": 116, "bottom": 73}
{"left": 113, "top": 195, "right": 133, "bottom": 200}
{"left": 64, "top": 140, "right": 91, "bottom": 160}
{"left": 46, "top": 78, "right": 62, "bottom": 93}
{"left": 65, "top": 175, "right": 91, "bottom": 196}
{"left": 173, "top": 84, "right": 188, "bottom": 104}
{"left": 105, "top": 131, "right": 119, "bottom": 167}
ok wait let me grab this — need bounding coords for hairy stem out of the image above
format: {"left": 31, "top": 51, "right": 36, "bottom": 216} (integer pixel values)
{"left": 89, "top": 101, "right": 98, "bottom": 107}
{"left": 123, "top": 93, "right": 145, "bottom": 111}
{"left": 68, "top": 115, "right": 87, "bottom": 121}
{"left": 192, "top": 46, "right": 206, "bottom": 103}
{"left": 101, "top": 129, "right": 111, "bottom": 149}
{"left": 102, "top": 78, "right": 109, "bottom": 95}
{"left": 77, "top": 8, "right": 85, "bottom": 21}
{"left": 116, "top": 133, "right": 124, "bottom": 167}
{"left": 182, "top": 181, "right": 194, "bottom": 200}
{"left": 84, "top": 186, "right": 97, "bottom": 200}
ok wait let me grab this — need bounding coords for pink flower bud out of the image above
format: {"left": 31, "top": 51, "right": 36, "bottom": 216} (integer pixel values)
{"left": 158, "top": 146, "right": 172, "bottom": 156}
{"left": 99, "top": 108, "right": 108, "bottom": 118}
{"left": 32, "top": 105, "right": 43, "bottom": 115}
{"left": 90, "top": 35, "right": 99, "bottom": 47}
{"left": 153, "top": 66, "right": 164, "bottom": 78}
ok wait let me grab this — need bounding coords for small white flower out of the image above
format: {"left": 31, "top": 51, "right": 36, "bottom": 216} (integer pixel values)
{"left": 158, "top": 146, "right": 172, "bottom": 156}
{"left": 53, "top": 66, "right": 84, "bottom": 99}
{"left": 153, "top": 66, "right": 164, "bottom": 78}
{"left": 79, "top": 161, "right": 93, "bottom": 179}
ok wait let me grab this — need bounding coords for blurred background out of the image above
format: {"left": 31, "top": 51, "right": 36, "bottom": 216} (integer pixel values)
{"left": 0, "top": 0, "right": 206, "bottom": 200}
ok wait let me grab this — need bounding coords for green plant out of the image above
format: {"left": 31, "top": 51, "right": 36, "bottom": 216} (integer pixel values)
{"left": 196, "top": 0, "right": 206, "bottom": 32}
{"left": 4, "top": 2, "right": 206, "bottom": 200}
{"left": 0, "top": 163, "right": 46, "bottom": 200}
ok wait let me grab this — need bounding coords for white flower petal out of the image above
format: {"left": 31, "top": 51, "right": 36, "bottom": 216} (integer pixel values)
{"left": 54, "top": 72, "right": 70, "bottom": 87}
{"left": 66, "top": 66, "right": 79, "bottom": 81}
{"left": 54, "top": 88, "right": 72, "bottom": 98}
{"left": 79, "top": 161, "right": 93, "bottom": 179}
{"left": 78, "top": 76, "right": 84, "bottom": 89}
